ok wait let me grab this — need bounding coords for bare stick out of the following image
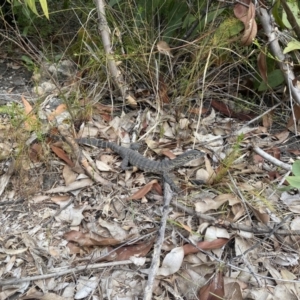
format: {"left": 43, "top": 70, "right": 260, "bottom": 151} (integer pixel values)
{"left": 143, "top": 183, "right": 173, "bottom": 300}
{"left": 94, "top": 0, "right": 134, "bottom": 102}
{"left": 258, "top": 7, "right": 300, "bottom": 105}
{"left": 252, "top": 146, "right": 292, "bottom": 171}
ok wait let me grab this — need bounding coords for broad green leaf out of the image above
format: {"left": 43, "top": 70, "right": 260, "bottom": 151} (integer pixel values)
{"left": 286, "top": 176, "right": 300, "bottom": 188}
{"left": 283, "top": 40, "right": 300, "bottom": 54}
{"left": 292, "top": 160, "right": 300, "bottom": 176}
{"left": 38, "top": 0, "right": 49, "bottom": 19}
{"left": 258, "top": 69, "right": 285, "bottom": 91}
{"left": 282, "top": 1, "right": 300, "bottom": 29}
{"left": 26, "top": 0, "right": 38, "bottom": 15}
{"left": 272, "top": 0, "right": 286, "bottom": 29}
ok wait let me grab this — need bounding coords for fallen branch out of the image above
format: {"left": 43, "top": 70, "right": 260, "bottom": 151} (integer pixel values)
{"left": 0, "top": 260, "right": 133, "bottom": 287}
{"left": 252, "top": 146, "right": 292, "bottom": 171}
{"left": 143, "top": 182, "right": 173, "bottom": 300}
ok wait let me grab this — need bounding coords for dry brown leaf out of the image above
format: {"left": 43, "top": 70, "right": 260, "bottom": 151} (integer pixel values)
{"left": 156, "top": 246, "right": 185, "bottom": 276}
{"left": 95, "top": 160, "right": 112, "bottom": 171}
{"left": 253, "top": 154, "right": 264, "bottom": 165}
{"left": 40, "top": 293, "right": 67, "bottom": 300}
{"left": 232, "top": 203, "right": 246, "bottom": 221}
{"left": 158, "top": 75, "right": 170, "bottom": 103}
{"left": 224, "top": 282, "right": 243, "bottom": 300}
{"left": 62, "top": 165, "right": 77, "bottom": 185}
{"left": 183, "top": 238, "right": 229, "bottom": 255}
{"left": 21, "top": 95, "right": 38, "bottom": 131}
{"left": 178, "top": 221, "right": 192, "bottom": 233}
{"left": 286, "top": 104, "right": 300, "bottom": 129}
{"left": 287, "top": 149, "right": 300, "bottom": 155}
{"left": 196, "top": 168, "right": 210, "bottom": 183}
{"left": 93, "top": 102, "right": 114, "bottom": 113}
{"left": 64, "top": 230, "right": 121, "bottom": 246}
{"left": 262, "top": 111, "right": 273, "bottom": 128}
{"left": 55, "top": 203, "right": 85, "bottom": 226}
{"left": 233, "top": 0, "right": 257, "bottom": 46}
{"left": 211, "top": 99, "right": 256, "bottom": 121}
{"left": 22, "top": 95, "right": 34, "bottom": 115}
{"left": 99, "top": 238, "right": 154, "bottom": 262}
{"left": 47, "top": 104, "right": 67, "bottom": 121}
{"left": 205, "top": 155, "right": 216, "bottom": 184}
{"left": 274, "top": 130, "right": 289, "bottom": 144}
{"left": 257, "top": 50, "right": 268, "bottom": 83}
{"left": 128, "top": 179, "right": 161, "bottom": 200}
{"left": 157, "top": 40, "right": 173, "bottom": 57}
{"left": 189, "top": 106, "right": 209, "bottom": 115}
{"left": 251, "top": 206, "right": 270, "bottom": 224}
{"left": 126, "top": 94, "right": 137, "bottom": 106}
{"left": 161, "top": 149, "right": 176, "bottom": 159}
{"left": 266, "top": 147, "right": 281, "bottom": 160}
{"left": 198, "top": 271, "right": 225, "bottom": 300}
{"left": 66, "top": 242, "right": 82, "bottom": 254}
{"left": 98, "top": 218, "right": 129, "bottom": 241}
{"left": 194, "top": 195, "right": 228, "bottom": 213}
{"left": 28, "top": 143, "right": 44, "bottom": 162}
{"left": 51, "top": 195, "right": 71, "bottom": 204}
{"left": 50, "top": 144, "right": 75, "bottom": 167}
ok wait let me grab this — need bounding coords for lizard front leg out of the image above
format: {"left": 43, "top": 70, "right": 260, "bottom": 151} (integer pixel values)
{"left": 120, "top": 156, "right": 131, "bottom": 170}
{"left": 162, "top": 172, "right": 180, "bottom": 192}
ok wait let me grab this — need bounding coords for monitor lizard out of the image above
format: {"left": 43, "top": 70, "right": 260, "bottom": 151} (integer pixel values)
{"left": 76, "top": 137, "right": 205, "bottom": 191}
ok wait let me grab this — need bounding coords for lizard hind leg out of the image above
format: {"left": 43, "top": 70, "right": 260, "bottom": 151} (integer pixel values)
{"left": 162, "top": 173, "right": 180, "bottom": 193}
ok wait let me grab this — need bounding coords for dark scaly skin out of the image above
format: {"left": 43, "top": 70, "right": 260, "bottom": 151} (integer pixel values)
{"left": 76, "top": 137, "right": 204, "bottom": 191}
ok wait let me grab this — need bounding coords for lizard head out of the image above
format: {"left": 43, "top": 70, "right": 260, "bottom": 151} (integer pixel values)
{"left": 172, "top": 150, "right": 205, "bottom": 167}
{"left": 184, "top": 149, "right": 205, "bottom": 160}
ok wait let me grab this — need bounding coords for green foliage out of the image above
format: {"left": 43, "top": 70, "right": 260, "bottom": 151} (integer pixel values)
{"left": 282, "top": 0, "right": 300, "bottom": 30}
{"left": 8, "top": 0, "right": 49, "bottom": 19}
{"left": 284, "top": 40, "right": 300, "bottom": 54}
{"left": 258, "top": 69, "right": 285, "bottom": 91}
{"left": 272, "top": 0, "right": 286, "bottom": 29}
{"left": 21, "top": 55, "right": 36, "bottom": 71}
{"left": 213, "top": 135, "right": 244, "bottom": 184}
{"left": 109, "top": 0, "right": 208, "bottom": 40}
{"left": 212, "top": 17, "right": 243, "bottom": 46}
{"left": 26, "top": 0, "right": 49, "bottom": 19}
{"left": 286, "top": 161, "right": 300, "bottom": 188}
{"left": 0, "top": 103, "right": 25, "bottom": 128}
{"left": 272, "top": 0, "right": 300, "bottom": 30}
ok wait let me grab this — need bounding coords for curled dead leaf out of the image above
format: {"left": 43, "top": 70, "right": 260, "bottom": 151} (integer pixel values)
{"left": 198, "top": 271, "right": 225, "bottom": 300}
{"left": 99, "top": 238, "right": 154, "bottom": 262}
{"left": 233, "top": 0, "right": 257, "bottom": 46}
{"left": 183, "top": 238, "right": 229, "bottom": 255}
{"left": 128, "top": 179, "right": 162, "bottom": 200}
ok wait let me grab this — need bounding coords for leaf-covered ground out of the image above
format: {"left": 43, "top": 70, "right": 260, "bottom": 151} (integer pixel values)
{"left": 1, "top": 59, "right": 300, "bottom": 300}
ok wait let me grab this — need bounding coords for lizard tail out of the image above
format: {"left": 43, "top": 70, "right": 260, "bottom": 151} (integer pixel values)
{"left": 76, "top": 138, "right": 108, "bottom": 149}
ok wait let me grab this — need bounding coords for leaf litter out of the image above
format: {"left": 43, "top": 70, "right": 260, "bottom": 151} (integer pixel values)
{"left": 1, "top": 92, "right": 300, "bottom": 300}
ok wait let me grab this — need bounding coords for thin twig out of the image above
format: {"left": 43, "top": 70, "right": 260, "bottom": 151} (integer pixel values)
{"left": 235, "top": 214, "right": 292, "bottom": 260}
{"left": 42, "top": 198, "right": 74, "bottom": 228}
{"left": 173, "top": 201, "right": 300, "bottom": 235}
{"left": 252, "top": 146, "right": 292, "bottom": 171}
{"left": 0, "top": 260, "right": 133, "bottom": 286}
